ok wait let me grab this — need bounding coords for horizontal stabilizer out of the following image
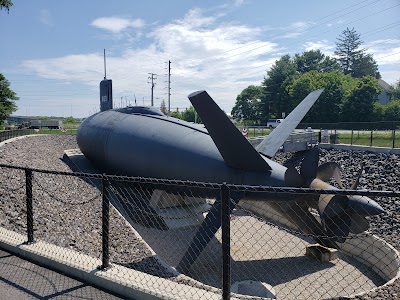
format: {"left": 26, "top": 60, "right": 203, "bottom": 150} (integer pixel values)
{"left": 256, "top": 88, "right": 324, "bottom": 158}
{"left": 188, "top": 91, "right": 271, "bottom": 171}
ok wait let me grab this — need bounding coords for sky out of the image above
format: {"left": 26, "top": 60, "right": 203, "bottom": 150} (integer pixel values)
{"left": 1, "top": 0, "right": 399, "bottom": 118}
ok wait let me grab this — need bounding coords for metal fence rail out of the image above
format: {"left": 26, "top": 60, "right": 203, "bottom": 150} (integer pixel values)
{"left": 0, "top": 164, "right": 399, "bottom": 299}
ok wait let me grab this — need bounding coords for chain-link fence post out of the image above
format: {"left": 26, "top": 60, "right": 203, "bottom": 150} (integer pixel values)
{"left": 25, "top": 169, "right": 34, "bottom": 243}
{"left": 101, "top": 174, "right": 110, "bottom": 269}
{"left": 370, "top": 130, "right": 373, "bottom": 146}
{"left": 392, "top": 121, "right": 395, "bottom": 149}
{"left": 221, "top": 183, "right": 231, "bottom": 300}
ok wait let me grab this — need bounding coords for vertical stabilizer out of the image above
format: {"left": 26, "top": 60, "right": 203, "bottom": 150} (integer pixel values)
{"left": 100, "top": 79, "right": 113, "bottom": 112}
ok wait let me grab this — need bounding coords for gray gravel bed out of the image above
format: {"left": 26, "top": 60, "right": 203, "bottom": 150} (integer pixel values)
{"left": 0, "top": 135, "right": 399, "bottom": 299}
{"left": 0, "top": 135, "right": 172, "bottom": 278}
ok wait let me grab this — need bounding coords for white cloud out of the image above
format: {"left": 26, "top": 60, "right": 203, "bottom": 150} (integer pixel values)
{"left": 303, "top": 40, "right": 335, "bottom": 55}
{"left": 91, "top": 17, "right": 145, "bottom": 33}
{"left": 39, "top": 9, "right": 53, "bottom": 26}
{"left": 233, "top": 0, "right": 246, "bottom": 7}
{"left": 380, "top": 71, "right": 400, "bottom": 85}
{"left": 22, "top": 8, "right": 281, "bottom": 116}
{"left": 365, "top": 39, "right": 400, "bottom": 65}
{"left": 278, "top": 21, "right": 316, "bottom": 39}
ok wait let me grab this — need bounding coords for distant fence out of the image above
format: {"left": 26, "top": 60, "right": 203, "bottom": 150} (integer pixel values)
{"left": 1, "top": 163, "right": 399, "bottom": 299}
{"left": 0, "top": 129, "right": 34, "bottom": 142}
{"left": 238, "top": 122, "right": 400, "bottom": 149}
{"left": 298, "top": 121, "right": 400, "bottom": 131}
{"left": 0, "top": 128, "right": 77, "bottom": 140}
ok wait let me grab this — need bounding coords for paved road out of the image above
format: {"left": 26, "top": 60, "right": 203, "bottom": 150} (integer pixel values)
{"left": 0, "top": 249, "right": 123, "bottom": 300}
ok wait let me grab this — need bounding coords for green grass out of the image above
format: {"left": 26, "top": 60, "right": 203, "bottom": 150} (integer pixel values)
{"left": 238, "top": 127, "right": 272, "bottom": 138}
{"left": 338, "top": 132, "right": 399, "bottom": 148}
{"left": 35, "top": 128, "right": 78, "bottom": 135}
{"left": 237, "top": 126, "right": 400, "bottom": 148}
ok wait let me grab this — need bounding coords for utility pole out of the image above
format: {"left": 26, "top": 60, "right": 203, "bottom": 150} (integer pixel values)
{"left": 148, "top": 73, "right": 157, "bottom": 106}
{"left": 167, "top": 60, "right": 171, "bottom": 115}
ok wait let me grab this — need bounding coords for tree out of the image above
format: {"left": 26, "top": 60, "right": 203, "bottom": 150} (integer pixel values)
{"left": 0, "top": 73, "right": 18, "bottom": 125}
{"left": 287, "top": 71, "right": 355, "bottom": 123}
{"left": 231, "top": 85, "right": 263, "bottom": 125}
{"left": 160, "top": 100, "right": 167, "bottom": 115}
{"left": 181, "top": 106, "right": 196, "bottom": 122}
{"left": 0, "top": 0, "right": 13, "bottom": 12}
{"left": 170, "top": 108, "right": 181, "bottom": 119}
{"left": 383, "top": 100, "right": 400, "bottom": 121}
{"left": 351, "top": 53, "right": 379, "bottom": 78}
{"left": 294, "top": 50, "right": 340, "bottom": 74}
{"left": 262, "top": 55, "right": 297, "bottom": 119}
{"left": 390, "top": 79, "right": 400, "bottom": 100}
{"left": 341, "top": 76, "right": 381, "bottom": 122}
{"left": 64, "top": 116, "right": 78, "bottom": 123}
{"left": 335, "top": 27, "right": 379, "bottom": 78}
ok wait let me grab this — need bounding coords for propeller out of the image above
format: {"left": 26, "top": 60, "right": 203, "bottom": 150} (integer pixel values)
{"left": 284, "top": 149, "right": 384, "bottom": 245}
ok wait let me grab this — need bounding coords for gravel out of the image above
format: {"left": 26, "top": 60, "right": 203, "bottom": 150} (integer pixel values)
{"left": 0, "top": 135, "right": 173, "bottom": 278}
{"left": 0, "top": 134, "right": 399, "bottom": 299}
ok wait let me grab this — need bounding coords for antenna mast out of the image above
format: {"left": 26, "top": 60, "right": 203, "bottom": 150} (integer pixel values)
{"left": 103, "top": 49, "right": 107, "bottom": 79}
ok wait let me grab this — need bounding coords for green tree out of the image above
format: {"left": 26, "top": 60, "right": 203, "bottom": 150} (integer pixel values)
{"left": 231, "top": 85, "right": 263, "bottom": 125}
{"left": 294, "top": 50, "right": 340, "bottom": 74}
{"left": 351, "top": 53, "right": 379, "bottom": 78}
{"left": 0, "top": 73, "right": 18, "bottom": 125}
{"left": 64, "top": 116, "right": 78, "bottom": 123}
{"left": 341, "top": 76, "right": 381, "bottom": 122}
{"left": 287, "top": 71, "right": 355, "bottom": 123}
{"left": 170, "top": 108, "right": 181, "bottom": 119}
{"left": 335, "top": 27, "right": 379, "bottom": 78}
{"left": 390, "top": 79, "right": 400, "bottom": 100}
{"left": 160, "top": 100, "right": 167, "bottom": 115}
{"left": 262, "top": 55, "right": 297, "bottom": 119}
{"left": 372, "top": 102, "right": 385, "bottom": 121}
{"left": 383, "top": 100, "right": 400, "bottom": 121}
{"left": 181, "top": 106, "right": 196, "bottom": 122}
{"left": 0, "top": 0, "right": 13, "bottom": 12}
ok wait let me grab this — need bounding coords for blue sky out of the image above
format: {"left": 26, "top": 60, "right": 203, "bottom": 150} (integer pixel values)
{"left": 1, "top": 0, "right": 399, "bottom": 118}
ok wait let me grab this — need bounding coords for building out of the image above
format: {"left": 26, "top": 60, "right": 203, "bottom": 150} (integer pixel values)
{"left": 377, "top": 79, "right": 392, "bottom": 105}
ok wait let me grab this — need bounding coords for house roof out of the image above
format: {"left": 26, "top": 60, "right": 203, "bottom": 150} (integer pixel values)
{"left": 378, "top": 79, "right": 391, "bottom": 91}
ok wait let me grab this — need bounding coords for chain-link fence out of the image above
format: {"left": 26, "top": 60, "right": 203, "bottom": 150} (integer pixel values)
{"left": 0, "top": 164, "right": 399, "bottom": 299}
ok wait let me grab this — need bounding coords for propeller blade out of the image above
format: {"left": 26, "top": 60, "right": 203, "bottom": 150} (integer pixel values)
{"left": 349, "top": 213, "right": 370, "bottom": 234}
{"left": 319, "top": 195, "right": 351, "bottom": 243}
{"left": 322, "top": 211, "right": 352, "bottom": 243}
{"left": 319, "top": 195, "right": 348, "bottom": 219}
{"left": 351, "top": 163, "right": 364, "bottom": 190}
{"left": 300, "top": 148, "right": 319, "bottom": 182}
{"left": 284, "top": 166, "right": 305, "bottom": 187}
{"left": 316, "top": 162, "right": 344, "bottom": 189}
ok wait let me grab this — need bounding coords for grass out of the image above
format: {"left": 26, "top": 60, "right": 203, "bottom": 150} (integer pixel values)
{"left": 338, "top": 132, "right": 399, "bottom": 148}
{"left": 237, "top": 126, "right": 400, "bottom": 148}
{"left": 35, "top": 128, "right": 78, "bottom": 135}
{"left": 238, "top": 127, "right": 272, "bottom": 138}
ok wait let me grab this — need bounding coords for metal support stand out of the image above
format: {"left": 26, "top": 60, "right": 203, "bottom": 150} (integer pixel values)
{"left": 221, "top": 184, "right": 231, "bottom": 300}
{"left": 25, "top": 169, "right": 34, "bottom": 244}
{"left": 101, "top": 175, "right": 110, "bottom": 269}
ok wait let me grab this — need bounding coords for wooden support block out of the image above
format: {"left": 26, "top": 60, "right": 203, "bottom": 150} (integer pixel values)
{"left": 306, "top": 244, "right": 338, "bottom": 262}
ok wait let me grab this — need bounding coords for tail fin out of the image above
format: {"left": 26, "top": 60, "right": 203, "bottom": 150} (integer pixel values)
{"left": 188, "top": 91, "right": 271, "bottom": 171}
{"left": 256, "top": 89, "right": 324, "bottom": 158}
{"left": 100, "top": 79, "right": 113, "bottom": 112}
